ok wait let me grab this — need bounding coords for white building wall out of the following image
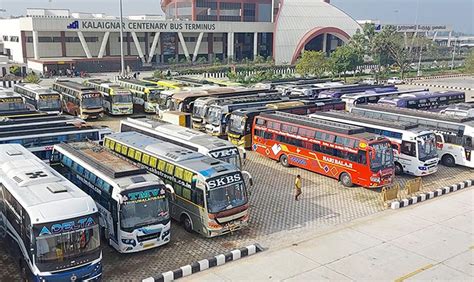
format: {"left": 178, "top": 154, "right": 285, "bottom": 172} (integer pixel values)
{"left": 0, "top": 19, "right": 24, "bottom": 62}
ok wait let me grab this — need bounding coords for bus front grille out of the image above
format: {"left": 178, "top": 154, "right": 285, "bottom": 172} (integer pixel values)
{"left": 137, "top": 232, "right": 161, "bottom": 242}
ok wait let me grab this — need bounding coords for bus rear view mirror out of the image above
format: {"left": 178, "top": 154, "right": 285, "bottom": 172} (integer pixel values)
{"left": 165, "top": 184, "right": 176, "bottom": 201}
{"left": 242, "top": 171, "right": 253, "bottom": 187}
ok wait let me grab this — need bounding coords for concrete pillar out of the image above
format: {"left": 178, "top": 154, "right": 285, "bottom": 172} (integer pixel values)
{"left": 322, "top": 33, "right": 327, "bottom": 54}
{"left": 253, "top": 32, "right": 258, "bottom": 59}
{"left": 447, "top": 31, "right": 452, "bottom": 47}
{"left": 32, "top": 30, "right": 39, "bottom": 60}
{"left": 177, "top": 32, "right": 190, "bottom": 61}
{"left": 227, "top": 32, "right": 234, "bottom": 61}
{"left": 77, "top": 31, "right": 92, "bottom": 58}
{"left": 60, "top": 31, "right": 66, "bottom": 57}
{"left": 131, "top": 31, "right": 145, "bottom": 63}
{"left": 192, "top": 32, "right": 204, "bottom": 62}
{"left": 98, "top": 32, "right": 110, "bottom": 58}
{"left": 147, "top": 32, "right": 160, "bottom": 63}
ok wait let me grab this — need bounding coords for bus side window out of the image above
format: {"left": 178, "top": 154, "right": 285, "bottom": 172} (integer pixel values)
{"left": 192, "top": 189, "right": 204, "bottom": 207}
{"left": 357, "top": 150, "right": 367, "bottom": 165}
{"left": 401, "top": 141, "right": 416, "bottom": 157}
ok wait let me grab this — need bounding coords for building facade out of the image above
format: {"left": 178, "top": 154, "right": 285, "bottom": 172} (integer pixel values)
{"left": 0, "top": 0, "right": 361, "bottom": 73}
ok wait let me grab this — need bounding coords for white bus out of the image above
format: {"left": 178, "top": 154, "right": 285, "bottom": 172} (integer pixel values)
{"left": 84, "top": 79, "right": 133, "bottom": 116}
{"left": 342, "top": 88, "right": 428, "bottom": 111}
{"left": 51, "top": 142, "right": 174, "bottom": 253}
{"left": 439, "top": 103, "right": 474, "bottom": 118}
{"left": 0, "top": 114, "right": 112, "bottom": 160}
{"left": 0, "top": 144, "right": 102, "bottom": 281}
{"left": 0, "top": 90, "right": 26, "bottom": 112}
{"left": 13, "top": 83, "right": 62, "bottom": 114}
{"left": 104, "top": 132, "right": 253, "bottom": 238}
{"left": 352, "top": 104, "right": 474, "bottom": 168}
{"left": 310, "top": 111, "right": 439, "bottom": 176}
{"left": 120, "top": 117, "right": 245, "bottom": 170}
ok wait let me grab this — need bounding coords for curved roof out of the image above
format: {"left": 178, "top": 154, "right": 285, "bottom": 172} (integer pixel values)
{"left": 274, "top": 0, "right": 361, "bottom": 64}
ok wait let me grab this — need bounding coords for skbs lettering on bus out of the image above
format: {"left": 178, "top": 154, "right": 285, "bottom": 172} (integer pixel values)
{"left": 207, "top": 173, "right": 241, "bottom": 189}
{"left": 209, "top": 148, "right": 239, "bottom": 159}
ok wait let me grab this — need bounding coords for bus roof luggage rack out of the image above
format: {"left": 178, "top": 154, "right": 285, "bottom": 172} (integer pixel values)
{"left": 0, "top": 114, "right": 75, "bottom": 125}
{"left": 57, "top": 142, "right": 147, "bottom": 179}
{"left": 0, "top": 124, "right": 94, "bottom": 138}
{"left": 54, "top": 80, "right": 95, "bottom": 91}
{"left": 317, "top": 110, "right": 419, "bottom": 130}
{"left": 356, "top": 104, "right": 474, "bottom": 123}
{"left": 260, "top": 112, "right": 366, "bottom": 135}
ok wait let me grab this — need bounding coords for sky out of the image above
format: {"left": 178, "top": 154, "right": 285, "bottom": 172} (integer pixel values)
{"left": 0, "top": 0, "right": 473, "bottom": 34}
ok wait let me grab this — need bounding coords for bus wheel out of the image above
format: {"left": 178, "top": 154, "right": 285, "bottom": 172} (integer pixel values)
{"left": 279, "top": 154, "right": 290, "bottom": 167}
{"left": 441, "top": 154, "right": 456, "bottom": 167}
{"left": 340, "top": 173, "right": 353, "bottom": 187}
{"left": 395, "top": 163, "right": 403, "bottom": 175}
{"left": 181, "top": 215, "right": 193, "bottom": 233}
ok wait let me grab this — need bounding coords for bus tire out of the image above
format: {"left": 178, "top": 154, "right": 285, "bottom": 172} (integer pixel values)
{"left": 340, "top": 172, "right": 353, "bottom": 187}
{"left": 279, "top": 154, "right": 290, "bottom": 167}
{"left": 395, "top": 162, "right": 403, "bottom": 175}
{"left": 181, "top": 214, "right": 193, "bottom": 233}
{"left": 441, "top": 154, "right": 456, "bottom": 167}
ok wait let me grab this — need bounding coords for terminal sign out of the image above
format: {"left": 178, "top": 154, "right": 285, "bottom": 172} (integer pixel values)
{"left": 67, "top": 20, "right": 216, "bottom": 32}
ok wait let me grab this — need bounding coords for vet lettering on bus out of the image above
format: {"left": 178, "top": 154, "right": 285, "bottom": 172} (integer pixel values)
{"left": 38, "top": 217, "right": 96, "bottom": 236}
{"left": 209, "top": 148, "right": 239, "bottom": 159}
{"left": 207, "top": 173, "right": 242, "bottom": 188}
{"left": 322, "top": 156, "right": 353, "bottom": 169}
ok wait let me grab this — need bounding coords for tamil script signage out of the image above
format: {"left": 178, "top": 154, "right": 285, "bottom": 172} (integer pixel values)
{"left": 380, "top": 24, "right": 452, "bottom": 33}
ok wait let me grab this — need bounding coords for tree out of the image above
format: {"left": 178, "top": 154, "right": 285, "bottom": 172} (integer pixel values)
{"left": 465, "top": 49, "right": 474, "bottom": 74}
{"left": 328, "top": 44, "right": 363, "bottom": 81}
{"left": 350, "top": 23, "right": 393, "bottom": 81}
{"left": 23, "top": 72, "right": 41, "bottom": 84}
{"left": 9, "top": 65, "right": 21, "bottom": 76}
{"left": 295, "top": 50, "right": 327, "bottom": 78}
{"left": 380, "top": 26, "right": 411, "bottom": 79}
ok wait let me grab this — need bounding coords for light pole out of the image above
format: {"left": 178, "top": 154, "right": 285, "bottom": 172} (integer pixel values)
{"left": 451, "top": 37, "right": 457, "bottom": 70}
{"left": 119, "top": 0, "right": 125, "bottom": 76}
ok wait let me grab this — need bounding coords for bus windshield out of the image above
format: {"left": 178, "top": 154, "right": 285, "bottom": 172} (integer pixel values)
{"left": 120, "top": 195, "right": 169, "bottom": 231}
{"left": 229, "top": 115, "right": 246, "bottom": 134}
{"left": 147, "top": 90, "right": 160, "bottom": 103}
{"left": 38, "top": 95, "right": 61, "bottom": 110}
{"left": 418, "top": 133, "right": 437, "bottom": 161}
{"left": 112, "top": 94, "right": 132, "bottom": 104}
{"left": 82, "top": 97, "right": 102, "bottom": 108}
{"left": 192, "top": 102, "right": 206, "bottom": 118}
{"left": 35, "top": 225, "right": 100, "bottom": 266}
{"left": 0, "top": 99, "right": 25, "bottom": 111}
{"left": 207, "top": 181, "right": 247, "bottom": 213}
{"left": 206, "top": 107, "right": 221, "bottom": 125}
{"left": 369, "top": 142, "right": 394, "bottom": 172}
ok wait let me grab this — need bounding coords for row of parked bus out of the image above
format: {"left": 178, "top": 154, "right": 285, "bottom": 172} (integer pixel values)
{"left": 0, "top": 103, "right": 256, "bottom": 280}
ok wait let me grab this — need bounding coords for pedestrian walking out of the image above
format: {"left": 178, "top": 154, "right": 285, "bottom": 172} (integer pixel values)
{"left": 294, "top": 175, "right": 302, "bottom": 201}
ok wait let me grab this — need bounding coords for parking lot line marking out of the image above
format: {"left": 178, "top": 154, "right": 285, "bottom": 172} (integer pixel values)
{"left": 394, "top": 264, "right": 434, "bottom": 282}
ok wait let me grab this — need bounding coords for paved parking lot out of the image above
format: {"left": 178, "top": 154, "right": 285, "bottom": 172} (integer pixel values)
{"left": 0, "top": 149, "right": 472, "bottom": 281}
{"left": 1, "top": 76, "right": 473, "bottom": 280}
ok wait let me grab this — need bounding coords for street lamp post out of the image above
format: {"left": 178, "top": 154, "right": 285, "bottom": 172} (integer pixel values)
{"left": 119, "top": 0, "right": 125, "bottom": 76}
{"left": 451, "top": 37, "right": 457, "bottom": 70}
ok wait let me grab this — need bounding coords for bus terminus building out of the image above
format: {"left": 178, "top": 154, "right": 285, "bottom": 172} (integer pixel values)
{"left": 0, "top": 0, "right": 361, "bottom": 73}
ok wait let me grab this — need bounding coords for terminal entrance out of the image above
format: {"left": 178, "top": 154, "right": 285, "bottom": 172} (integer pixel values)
{"left": 303, "top": 33, "right": 344, "bottom": 55}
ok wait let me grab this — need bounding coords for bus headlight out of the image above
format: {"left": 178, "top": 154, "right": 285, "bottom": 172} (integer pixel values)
{"left": 121, "top": 239, "right": 137, "bottom": 247}
{"left": 370, "top": 176, "right": 381, "bottom": 183}
{"left": 418, "top": 166, "right": 428, "bottom": 171}
{"left": 161, "top": 230, "right": 170, "bottom": 239}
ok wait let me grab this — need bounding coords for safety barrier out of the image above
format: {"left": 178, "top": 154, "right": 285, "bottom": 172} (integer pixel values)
{"left": 405, "top": 177, "right": 422, "bottom": 196}
{"left": 143, "top": 243, "right": 264, "bottom": 282}
{"left": 382, "top": 184, "right": 400, "bottom": 206}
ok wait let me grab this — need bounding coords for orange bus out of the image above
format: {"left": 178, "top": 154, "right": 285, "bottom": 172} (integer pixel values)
{"left": 252, "top": 112, "right": 395, "bottom": 188}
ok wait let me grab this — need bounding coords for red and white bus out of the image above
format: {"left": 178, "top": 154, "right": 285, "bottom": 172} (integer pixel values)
{"left": 252, "top": 112, "right": 395, "bottom": 188}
